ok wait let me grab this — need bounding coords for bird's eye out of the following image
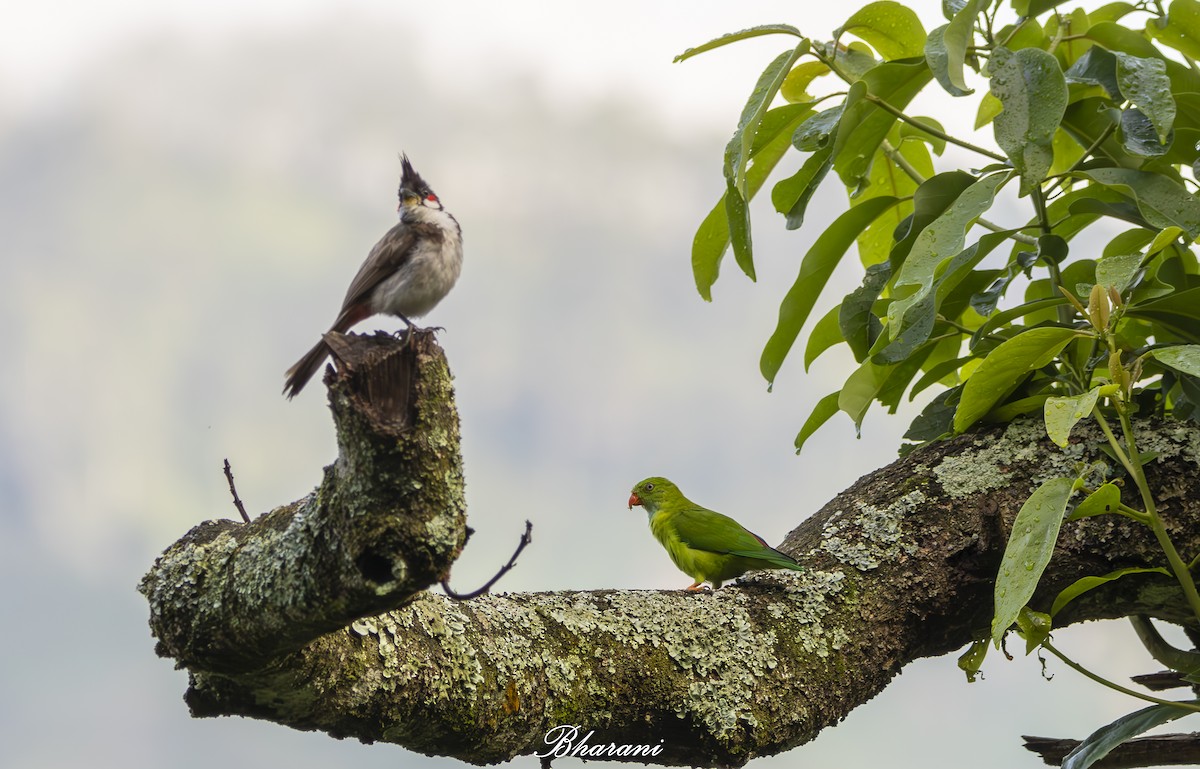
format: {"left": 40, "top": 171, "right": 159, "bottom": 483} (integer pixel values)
{"left": 425, "top": 193, "right": 438, "bottom": 202}
{"left": 644, "top": 483, "right": 654, "bottom": 492}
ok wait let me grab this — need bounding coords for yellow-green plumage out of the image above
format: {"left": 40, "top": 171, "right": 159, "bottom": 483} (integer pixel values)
{"left": 628, "top": 476, "right": 803, "bottom": 590}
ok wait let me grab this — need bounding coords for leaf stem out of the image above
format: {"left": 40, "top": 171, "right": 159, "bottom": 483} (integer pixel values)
{"left": 862, "top": 94, "right": 1008, "bottom": 162}
{"left": 1116, "top": 409, "right": 1200, "bottom": 623}
{"left": 1041, "top": 639, "right": 1200, "bottom": 712}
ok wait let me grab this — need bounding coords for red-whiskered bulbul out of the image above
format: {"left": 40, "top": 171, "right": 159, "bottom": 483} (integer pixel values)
{"left": 284, "top": 155, "right": 462, "bottom": 399}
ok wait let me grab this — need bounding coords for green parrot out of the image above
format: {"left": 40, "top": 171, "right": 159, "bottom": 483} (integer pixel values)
{"left": 627, "top": 476, "right": 803, "bottom": 590}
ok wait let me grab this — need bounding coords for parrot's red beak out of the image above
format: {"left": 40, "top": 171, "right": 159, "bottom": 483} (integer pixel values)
{"left": 628, "top": 493, "right": 642, "bottom": 510}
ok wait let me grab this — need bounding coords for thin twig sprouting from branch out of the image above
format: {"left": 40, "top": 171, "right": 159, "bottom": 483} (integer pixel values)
{"left": 441, "top": 520, "right": 533, "bottom": 600}
{"left": 222, "top": 458, "right": 251, "bottom": 524}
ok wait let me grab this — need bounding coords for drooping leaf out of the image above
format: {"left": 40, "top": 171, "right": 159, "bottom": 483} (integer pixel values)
{"left": 940, "top": 0, "right": 987, "bottom": 93}
{"left": 1114, "top": 52, "right": 1176, "bottom": 142}
{"left": 726, "top": 44, "right": 809, "bottom": 196}
{"left": 955, "top": 327, "right": 1080, "bottom": 433}
{"left": 1061, "top": 703, "right": 1194, "bottom": 769}
{"left": 1064, "top": 46, "right": 1122, "bottom": 101}
{"left": 991, "top": 476, "right": 1076, "bottom": 645}
{"left": 795, "top": 391, "right": 843, "bottom": 453}
{"left": 839, "top": 360, "right": 892, "bottom": 431}
{"left": 990, "top": 46, "right": 1069, "bottom": 194}
{"left": 1153, "top": 345, "right": 1200, "bottom": 376}
{"left": 888, "top": 173, "right": 1010, "bottom": 337}
{"left": 1079, "top": 168, "right": 1200, "bottom": 238}
{"left": 904, "top": 385, "right": 961, "bottom": 442}
{"left": 674, "top": 24, "right": 804, "bottom": 62}
{"left": 837, "top": 1, "right": 927, "bottom": 61}
{"left": 805, "top": 305, "right": 847, "bottom": 370}
{"left": 1095, "top": 251, "right": 1145, "bottom": 293}
{"left": 1145, "top": 0, "right": 1200, "bottom": 61}
{"left": 1016, "top": 607, "right": 1052, "bottom": 654}
{"left": 840, "top": 262, "right": 892, "bottom": 361}
{"left": 1044, "top": 387, "right": 1100, "bottom": 447}
{"left": 693, "top": 110, "right": 803, "bottom": 301}
{"left": 781, "top": 61, "right": 833, "bottom": 103}
{"left": 1068, "top": 482, "right": 1123, "bottom": 520}
{"left": 761, "top": 196, "right": 902, "bottom": 385}
{"left": 925, "top": 24, "right": 974, "bottom": 96}
{"left": 1050, "top": 567, "right": 1171, "bottom": 616}
{"left": 1120, "top": 108, "right": 1171, "bottom": 157}
{"left": 1087, "top": 21, "right": 1200, "bottom": 93}
{"left": 772, "top": 145, "right": 835, "bottom": 230}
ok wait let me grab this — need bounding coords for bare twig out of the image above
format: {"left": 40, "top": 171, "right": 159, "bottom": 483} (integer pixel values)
{"left": 1024, "top": 733, "right": 1200, "bottom": 768}
{"left": 222, "top": 458, "right": 251, "bottom": 524}
{"left": 441, "top": 520, "right": 533, "bottom": 600}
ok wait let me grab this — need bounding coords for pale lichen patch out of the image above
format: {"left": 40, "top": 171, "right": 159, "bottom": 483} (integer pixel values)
{"left": 820, "top": 492, "right": 923, "bottom": 571}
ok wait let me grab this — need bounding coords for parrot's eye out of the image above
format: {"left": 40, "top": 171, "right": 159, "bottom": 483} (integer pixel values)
{"left": 644, "top": 483, "right": 654, "bottom": 492}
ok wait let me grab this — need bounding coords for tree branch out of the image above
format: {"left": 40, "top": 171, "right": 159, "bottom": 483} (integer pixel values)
{"left": 141, "top": 338, "right": 1200, "bottom": 765}
{"left": 140, "top": 331, "right": 467, "bottom": 674}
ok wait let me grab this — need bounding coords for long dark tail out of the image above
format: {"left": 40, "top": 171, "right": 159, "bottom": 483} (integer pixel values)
{"left": 283, "top": 338, "right": 332, "bottom": 399}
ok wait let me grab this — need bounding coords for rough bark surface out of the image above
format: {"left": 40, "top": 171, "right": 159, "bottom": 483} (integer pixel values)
{"left": 141, "top": 335, "right": 1200, "bottom": 766}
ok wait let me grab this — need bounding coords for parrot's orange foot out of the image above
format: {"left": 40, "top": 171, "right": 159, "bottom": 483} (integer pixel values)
{"left": 684, "top": 582, "right": 707, "bottom": 592}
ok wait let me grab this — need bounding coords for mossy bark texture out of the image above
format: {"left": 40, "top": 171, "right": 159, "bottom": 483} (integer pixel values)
{"left": 141, "top": 342, "right": 1200, "bottom": 766}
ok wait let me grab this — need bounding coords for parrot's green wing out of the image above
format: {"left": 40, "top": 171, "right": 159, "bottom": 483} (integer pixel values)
{"left": 671, "top": 507, "right": 800, "bottom": 568}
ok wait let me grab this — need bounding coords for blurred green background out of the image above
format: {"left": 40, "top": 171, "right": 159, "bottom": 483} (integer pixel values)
{"left": 0, "top": 2, "right": 1163, "bottom": 767}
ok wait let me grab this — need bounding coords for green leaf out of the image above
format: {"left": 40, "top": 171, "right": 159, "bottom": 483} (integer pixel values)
{"left": 888, "top": 173, "right": 1010, "bottom": 337}
{"left": 1153, "top": 345, "right": 1200, "bottom": 376}
{"left": 726, "top": 44, "right": 809, "bottom": 196}
{"left": 1044, "top": 387, "right": 1100, "bottom": 447}
{"left": 941, "top": 0, "right": 986, "bottom": 93}
{"left": 841, "top": 262, "right": 892, "bottom": 361}
{"left": 805, "top": 305, "right": 847, "bottom": 370}
{"left": 772, "top": 145, "right": 835, "bottom": 230}
{"left": 970, "top": 298, "right": 1065, "bottom": 344}
{"left": 781, "top": 61, "right": 833, "bottom": 103}
{"left": 1120, "top": 109, "right": 1171, "bottom": 157}
{"left": 1016, "top": 607, "right": 1051, "bottom": 654}
{"left": 957, "top": 638, "right": 989, "bottom": 683}
{"left": 1014, "top": 0, "right": 1071, "bottom": 15}
{"left": 1051, "top": 567, "right": 1171, "bottom": 617}
{"left": 899, "top": 117, "right": 949, "bottom": 155}
{"left": 991, "top": 476, "right": 1076, "bottom": 645}
{"left": 1087, "top": 21, "right": 1200, "bottom": 93}
{"left": 837, "top": 1, "right": 927, "bottom": 61}
{"left": 955, "top": 327, "right": 1080, "bottom": 433}
{"left": 795, "top": 391, "right": 842, "bottom": 453}
{"left": 1114, "top": 52, "right": 1175, "bottom": 143}
{"left": 1078, "top": 168, "right": 1200, "bottom": 239}
{"left": 1068, "top": 482, "right": 1122, "bottom": 520}
{"left": 761, "top": 196, "right": 902, "bottom": 384}
{"left": 692, "top": 105, "right": 806, "bottom": 301}
{"left": 855, "top": 133, "right": 931, "bottom": 266}
{"left": 832, "top": 60, "right": 934, "bottom": 189}
{"left": 904, "top": 386, "right": 961, "bottom": 442}
{"left": 1064, "top": 46, "right": 1122, "bottom": 101}
{"left": 1126, "top": 287, "right": 1200, "bottom": 338}
{"left": 1091, "top": 2, "right": 1138, "bottom": 24}
{"left": 1095, "top": 251, "right": 1144, "bottom": 293}
{"left": 838, "top": 360, "right": 891, "bottom": 431}
{"left": 1061, "top": 703, "right": 1194, "bottom": 769}
{"left": 1145, "top": 0, "right": 1200, "bottom": 61}
{"left": 926, "top": 24, "right": 974, "bottom": 96}
{"left": 722, "top": 181, "right": 753, "bottom": 282}
{"left": 674, "top": 24, "right": 804, "bottom": 62}
{"left": 989, "top": 47, "right": 1068, "bottom": 194}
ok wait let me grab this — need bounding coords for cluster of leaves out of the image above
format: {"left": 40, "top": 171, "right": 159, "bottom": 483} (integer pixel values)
{"left": 680, "top": 0, "right": 1200, "bottom": 455}
{"left": 679, "top": 1, "right": 1200, "bottom": 766}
